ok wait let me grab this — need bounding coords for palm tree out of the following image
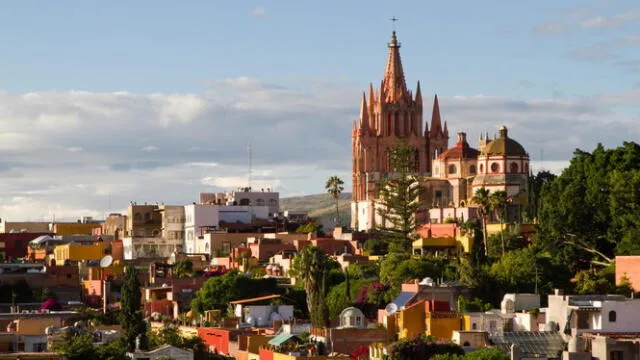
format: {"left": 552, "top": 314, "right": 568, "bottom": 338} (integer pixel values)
{"left": 489, "top": 191, "right": 509, "bottom": 256}
{"left": 471, "top": 188, "right": 491, "bottom": 256}
{"left": 325, "top": 175, "right": 344, "bottom": 227}
{"left": 290, "top": 246, "right": 331, "bottom": 327}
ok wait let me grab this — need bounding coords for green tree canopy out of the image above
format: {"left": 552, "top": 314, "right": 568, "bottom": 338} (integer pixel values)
{"left": 376, "top": 142, "right": 425, "bottom": 253}
{"left": 190, "top": 270, "right": 278, "bottom": 315}
{"left": 538, "top": 142, "right": 640, "bottom": 270}
{"left": 290, "top": 246, "right": 333, "bottom": 327}
{"left": 325, "top": 175, "right": 344, "bottom": 227}
{"left": 120, "top": 265, "right": 145, "bottom": 352}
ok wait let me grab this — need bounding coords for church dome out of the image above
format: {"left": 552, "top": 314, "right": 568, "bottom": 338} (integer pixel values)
{"left": 439, "top": 132, "right": 479, "bottom": 160}
{"left": 481, "top": 126, "right": 527, "bottom": 156}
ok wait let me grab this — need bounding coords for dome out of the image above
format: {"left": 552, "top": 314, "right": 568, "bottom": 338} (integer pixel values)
{"left": 438, "top": 132, "right": 480, "bottom": 160}
{"left": 481, "top": 126, "right": 527, "bottom": 156}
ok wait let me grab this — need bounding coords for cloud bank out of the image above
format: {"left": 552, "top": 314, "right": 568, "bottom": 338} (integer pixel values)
{"left": 0, "top": 78, "right": 637, "bottom": 221}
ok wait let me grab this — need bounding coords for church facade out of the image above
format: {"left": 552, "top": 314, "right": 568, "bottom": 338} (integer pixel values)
{"left": 351, "top": 31, "right": 529, "bottom": 231}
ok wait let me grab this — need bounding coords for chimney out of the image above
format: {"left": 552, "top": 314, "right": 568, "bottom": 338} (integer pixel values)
{"left": 456, "top": 132, "right": 467, "bottom": 144}
{"left": 554, "top": 289, "right": 563, "bottom": 296}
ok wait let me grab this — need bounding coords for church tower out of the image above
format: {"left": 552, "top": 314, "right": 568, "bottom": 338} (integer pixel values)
{"left": 351, "top": 31, "right": 448, "bottom": 231}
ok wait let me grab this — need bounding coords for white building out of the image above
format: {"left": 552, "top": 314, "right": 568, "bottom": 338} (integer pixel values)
{"left": 545, "top": 290, "right": 640, "bottom": 354}
{"left": 184, "top": 204, "right": 220, "bottom": 254}
{"left": 231, "top": 296, "right": 294, "bottom": 327}
{"left": 200, "top": 186, "right": 279, "bottom": 215}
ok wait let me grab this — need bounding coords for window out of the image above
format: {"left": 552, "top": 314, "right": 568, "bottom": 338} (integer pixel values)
{"left": 472, "top": 323, "right": 477, "bottom": 330}
{"left": 510, "top": 162, "right": 519, "bottom": 173}
{"left": 239, "top": 198, "right": 250, "bottom": 206}
{"left": 448, "top": 164, "right": 457, "bottom": 174}
{"left": 524, "top": 163, "right": 529, "bottom": 173}
{"left": 609, "top": 310, "right": 617, "bottom": 322}
{"left": 134, "top": 213, "right": 142, "bottom": 221}
{"left": 256, "top": 199, "right": 265, "bottom": 206}
{"left": 611, "top": 351, "right": 624, "bottom": 360}
{"left": 479, "top": 164, "right": 484, "bottom": 173}
{"left": 144, "top": 212, "right": 151, "bottom": 221}
{"left": 491, "top": 162, "right": 500, "bottom": 173}
{"left": 470, "top": 165, "right": 476, "bottom": 174}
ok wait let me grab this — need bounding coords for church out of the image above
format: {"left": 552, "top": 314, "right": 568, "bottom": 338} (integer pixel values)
{"left": 351, "top": 31, "right": 530, "bottom": 232}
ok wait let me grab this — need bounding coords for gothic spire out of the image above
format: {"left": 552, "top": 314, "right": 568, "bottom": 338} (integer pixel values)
{"left": 368, "top": 83, "right": 375, "bottom": 113}
{"left": 430, "top": 94, "right": 443, "bottom": 136}
{"left": 415, "top": 81, "right": 422, "bottom": 105}
{"left": 382, "top": 31, "right": 408, "bottom": 103}
{"left": 359, "top": 92, "right": 369, "bottom": 132}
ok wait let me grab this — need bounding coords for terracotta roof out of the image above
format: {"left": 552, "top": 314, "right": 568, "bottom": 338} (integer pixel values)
{"left": 229, "top": 294, "right": 281, "bottom": 305}
{"left": 438, "top": 140, "right": 480, "bottom": 160}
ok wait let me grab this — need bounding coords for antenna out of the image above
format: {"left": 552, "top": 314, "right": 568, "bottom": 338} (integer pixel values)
{"left": 248, "top": 141, "right": 253, "bottom": 190}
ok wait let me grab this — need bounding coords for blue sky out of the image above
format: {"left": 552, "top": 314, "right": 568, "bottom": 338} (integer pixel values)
{"left": 1, "top": 1, "right": 637, "bottom": 96}
{"left": 0, "top": 1, "right": 638, "bottom": 220}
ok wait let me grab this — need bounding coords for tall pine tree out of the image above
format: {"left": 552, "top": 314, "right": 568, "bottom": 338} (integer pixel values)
{"left": 376, "top": 142, "right": 424, "bottom": 253}
{"left": 120, "top": 265, "right": 146, "bottom": 351}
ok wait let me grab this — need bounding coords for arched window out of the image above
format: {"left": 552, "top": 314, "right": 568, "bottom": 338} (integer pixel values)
{"left": 144, "top": 212, "right": 151, "bottom": 221}
{"left": 609, "top": 310, "right": 617, "bottom": 322}
{"left": 491, "top": 162, "right": 500, "bottom": 173}
{"left": 256, "top": 199, "right": 265, "bottom": 206}
{"left": 134, "top": 213, "right": 142, "bottom": 221}
{"left": 472, "top": 323, "right": 477, "bottom": 330}
{"left": 479, "top": 164, "right": 484, "bottom": 173}
{"left": 470, "top": 165, "right": 477, "bottom": 174}
{"left": 510, "top": 162, "right": 519, "bottom": 173}
{"left": 448, "top": 164, "right": 457, "bottom": 175}
{"left": 239, "top": 198, "right": 250, "bottom": 206}
{"left": 524, "top": 163, "right": 529, "bottom": 173}
{"left": 269, "top": 199, "right": 277, "bottom": 206}
{"left": 414, "top": 149, "right": 420, "bottom": 172}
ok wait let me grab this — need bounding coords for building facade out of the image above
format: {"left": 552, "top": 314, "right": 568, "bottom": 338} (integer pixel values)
{"left": 350, "top": 32, "right": 530, "bottom": 231}
{"left": 351, "top": 30, "right": 448, "bottom": 231}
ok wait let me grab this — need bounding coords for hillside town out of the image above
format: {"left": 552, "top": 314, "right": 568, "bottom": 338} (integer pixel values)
{"left": 1, "top": 28, "right": 640, "bottom": 360}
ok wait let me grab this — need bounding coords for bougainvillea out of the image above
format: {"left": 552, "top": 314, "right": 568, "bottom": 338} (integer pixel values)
{"left": 385, "top": 334, "right": 464, "bottom": 360}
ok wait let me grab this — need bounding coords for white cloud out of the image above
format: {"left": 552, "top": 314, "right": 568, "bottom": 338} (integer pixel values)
{"left": 142, "top": 145, "right": 159, "bottom": 152}
{"left": 0, "top": 78, "right": 636, "bottom": 221}
{"left": 251, "top": 7, "right": 267, "bottom": 17}
{"left": 580, "top": 8, "right": 640, "bottom": 28}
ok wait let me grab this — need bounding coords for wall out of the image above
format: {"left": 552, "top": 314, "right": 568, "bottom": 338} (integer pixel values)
{"left": 16, "top": 317, "right": 64, "bottom": 335}
{"left": 237, "top": 305, "right": 294, "bottom": 327}
{"left": 54, "top": 242, "right": 106, "bottom": 262}
{"left": 53, "top": 223, "right": 101, "bottom": 236}
{"left": 398, "top": 301, "right": 426, "bottom": 339}
{"left": 615, "top": 256, "right": 640, "bottom": 290}
{"left": 329, "top": 328, "right": 387, "bottom": 355}
{"left": 220, "top": 205, "right": 270, "bottom": 223}
{"left": 426, "top": 312, "right": 463, "bottom": 340}
{"left": 0, "top": 233, "right": 53, "bottom": 259}
{"left": 599, "top": 300, "right": 640, "bottom": 332}
{"left": 0, "top": 221, "right": 49, "bottom": 233}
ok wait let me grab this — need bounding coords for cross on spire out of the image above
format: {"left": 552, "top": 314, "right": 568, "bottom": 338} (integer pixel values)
{"left": 390, "top": 16, "right": 398, "bottom": 31}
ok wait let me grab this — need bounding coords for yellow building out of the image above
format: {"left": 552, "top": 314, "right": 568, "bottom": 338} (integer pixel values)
{"left": 426, "top": 312, "right": 464, "bottom": 340}
{"left": 392, "top": 300, "right": 463, "bottom": 341}
{"left": 54, "top": 242, "right": 107, "bottom": 262}
{"left": 9, "top": 317, "right": 65, "bottom": 335}
{"left": 52, "top": 222, "right": 101, "bottom": 236}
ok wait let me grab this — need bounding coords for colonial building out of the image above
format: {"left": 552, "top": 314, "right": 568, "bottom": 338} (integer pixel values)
{"left": 351, "top": 30, "right": 448, "bottom": 230}
{"left": 351, "top": 31, "right": 530, "bottom": 231}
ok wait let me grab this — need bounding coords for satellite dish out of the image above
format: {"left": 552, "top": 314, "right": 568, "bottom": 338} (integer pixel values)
{"left": 385, "top": 303, "right": 398, "bottom": 315}
{"left": 100, "top": 255, "right": 113, "bottom": 268}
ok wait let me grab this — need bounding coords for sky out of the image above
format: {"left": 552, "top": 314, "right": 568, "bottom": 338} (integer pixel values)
{"left": 0, "top": 1, "right": 639, "bottom": 221}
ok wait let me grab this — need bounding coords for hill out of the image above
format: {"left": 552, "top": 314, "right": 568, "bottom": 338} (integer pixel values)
{"left": 280, "top": 193, "right": 352, "bottom": 230}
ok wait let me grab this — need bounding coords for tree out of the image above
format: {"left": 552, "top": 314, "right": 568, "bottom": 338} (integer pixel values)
{"left": 173, "top": 259, "right": 193, "bottom": 278}
{"left": 379, "top": 254, "right": 446, "bottom": 301}
{"left": 120, "top": 265, "right": 146, "bottom": 352}
{"left": 290, "top": 246, "right": 332, "bottom": 327}
{"left": 376, "top": 142, "right": 424, "bottom": 253}
{"left": 489, "top": 190, "right": 508, "bottom": 256}
{"left": 537, "top": 142, "right": 640, "bottom": 271}
{"left": 523, "top": 171, "right": 557, "bottom": 223}
{"left": 471, "top": 188, "right": 492, "bottom": 256}
{"left": 191, "top": 270, "right": 278, "bottom": 315}
{"left": 325, "top": 175, "right": 344, "bottom": 227}
{"left": 53, "top": 333, "right": 96, "bottom": 360}
{"left": 386, "top": 334, "right": 464, "bottom": 360}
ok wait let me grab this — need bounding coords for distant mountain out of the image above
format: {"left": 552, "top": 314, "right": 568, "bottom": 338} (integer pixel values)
{"left": 280, "top": 193, "right": 352, "bottom": 230}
